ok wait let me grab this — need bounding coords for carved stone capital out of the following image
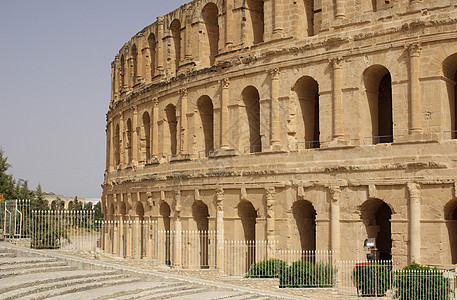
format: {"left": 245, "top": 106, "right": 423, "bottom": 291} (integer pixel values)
{"left": 156, "top": 16, "right": 164, "bottom": 25}
{"left": 179, "top": 88, "right": 188, "bottom": 98}
{"left": 269, "top": 68, "right": 280, "bottom": 79}
{"left": 220, "top": 78, "right": 230, "bottom": 89}
{"left": 329, "top": 186, "right": 341, "bottom": 202}
{"left": 406, "top": 42, "right": 421, "bottom": 57}
{"left": 329, "top": 57, "right": 344, "bottom": 69}
{"left": 407, "top": 182, "right": 421, "bottom": 199}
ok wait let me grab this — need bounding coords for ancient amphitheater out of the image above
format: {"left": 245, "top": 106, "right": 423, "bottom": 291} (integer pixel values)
{"left": 102, "top": 0, "right": 457, "bottom": 270}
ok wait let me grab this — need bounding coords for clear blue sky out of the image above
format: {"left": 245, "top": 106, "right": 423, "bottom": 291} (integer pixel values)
{"left": 0, "top": 0, "right": 186, "bottom": 199}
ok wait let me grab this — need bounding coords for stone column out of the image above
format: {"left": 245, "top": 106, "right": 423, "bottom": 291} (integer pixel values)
{"left": 127, "top": 56, "right": 133, "bottom": 90}
{"left": 147, "top": 217, "right": 154, "bottom": 259}
{"left": 220, "top": 79, "right": 230, "bottom": 148}
{"left": 270, "top": 68, "right": 280, "bottom": 149}
{"left": 113, "top": 219, "right": 119, "bottom": 255}
{"left": 132, "top": 106, "right": 138, "bottom": 165}
{"left": 329, "top": 186, "right": 341, "bottom": 258}
{"left": 173, "top": 190, "right": 182, "bottom": 268}
{"left": 119, "top": 213, "right": 125, "bottom": 257}
{"left": 113, "top": 59, "right": 119, "bottom": 102}
{"left": 225, "top": 0, "right": 234, "bottom": 48}
{"left": 119, "top": 114, "right": 125, "bottom": 167}
{"left": 111, "top": 63, "right": 115, "bottom": 102}
{"left": 335, "top": 0, "right": 346, "bottom": 19}
{"left": 152, "top": 99, "right": 159, "bottom": 157}
{"left": 135, "top": 217, "right": 141, "bottom": 258}
{"left": 408, "top": 182, "right": 421, "bottom": 263}
{"left": 185, "top": 13, "right": 192, "bottom": 60}
{"left": 156, "top": 17, "right": 165, "bottom": 75}
{"left": 109, "top": 121, "right": 114, "bottom": 171}
{"left": 105, "top": 124, "right": 110, "bottom": 171}
{"left": 265, "top": 187, "right": 276, "bottom": 259}
{"left": 127, "top": 219, "right": 133, "bottom": 258}
{"left": 180, "top": 89, "right": 188, "bottom": 155}
{"left": 273, "top": 0, "right": 283, "bottom": 38}
{"left": 408, "top": 43, "right": 422, "bottom": 134}
{"left": 215, "top": 188, "right": 225, "bottom": 271}
{"left": 331, "top": 57, "right": 344, "bottom": 140}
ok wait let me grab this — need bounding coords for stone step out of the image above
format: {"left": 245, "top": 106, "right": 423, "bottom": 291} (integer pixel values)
{"left": 102, "top": 282, "right": 199, "bottom": 300}
{"left": 0, "top": 260, "right": 68, "bottom": 271}
{"left": 0, "top": 269, "right": 120, "bottom": 294}
{"left": 1, "top": 272, "right": 129, "bottom": 300}
{"left": 0, "top": 252, "right": 16, "bottom": 258}
{"left": 167, "top": 291, "right": 247, "bottom": 299}
{"left": 49, "top": 281, "right": 184, "bottom": 300}
{"left": 0, "top": 256, "right": 57, "bottom": 266}
{"left": 14, "top": 276, "right": 139, "bottom": 300}
{"left": 0, "top": 264, "right": 76, "bottom": 278}
{"left": 143, "top": 286, "right": 209, "bottom": 299}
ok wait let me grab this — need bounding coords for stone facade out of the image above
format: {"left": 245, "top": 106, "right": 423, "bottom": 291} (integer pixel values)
{"left": 103, "top": 0, "right": 457, "bottom": 268}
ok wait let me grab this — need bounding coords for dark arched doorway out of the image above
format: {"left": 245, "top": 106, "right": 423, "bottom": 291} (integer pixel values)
{"left": 292, "top": 200, "right": 316, "bottom": 251}
{"left": 192, "top": 201, "right": 210, "bottom": 268}
{"left": 445, "top": 199, "right": 457, "bottom": 264}
{"left": 361, "top": 199, "right": 392, "bottom": 260}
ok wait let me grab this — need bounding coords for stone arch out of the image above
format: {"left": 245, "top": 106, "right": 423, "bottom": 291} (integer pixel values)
{"left": 131, "top": 44, "right": 138, "bottom": 85}
{"left": 68, "top": 201, "right": 73, "bottom": 210}
{"left": 136, "top": 202, "right": 144, "bottom": 219}
{"left": 292, "top": 200, "right": 316, "bottom": 251}
{"left": 443, "top": 54, "right": 457, "bottom": 139}
{"left": 363, "top": 65, "right": 393, "bottom": 144}
{"left": 238, "top": 200, "right": 257, "bottom": 270}
{"left": 242, "top": 86, "right": 261, "bottom": 153}
{"left": 142, "top": 112, "right": 151, "bottom": 160}
{"left": 120, "top": 54, "right": 125, "bottom": 89}
{"left": 115, "top": 123, "right": 120, "bottom": 166}
{"left": 294, "top": 76, "right": 320, "bottom": 149}
{"left": 197, "top": 96, "right": 214, "bottom": 155}
{"left": 119, "top": 201, "right": 126, "bottom": 216}
{"left": 147, "top": 33, "right": 157, "bottom": 79}
{"left": 192, "top": 200, "right": 210, "bottom": 268}
{"left": 126, "top": 118, "right": 133, "bottom": 163}
{"left": 51, "top": 201, "right": 56, "bottom": 210}
{"left": 165, "top": 104, "right": 178, "bottom": 155}
{"left": 300, "top": 0, "right": 314, "bottom": 37}
{"left": 201, "top": 3, "right": 219, "bottom": 66}
{"left": 170, "top": 19, "right": 181, "bottom": 75}
{"left": 247, "top": 0, "right": 264, "bottom": 45}
{"left": 360, "top": 198, "right": 393, "bottom": 260}
{"left": 109, "top": 203, "right": 115, "bottom": 217}
{"left": 444, "top": 199, "right": 457, "bottom": 264}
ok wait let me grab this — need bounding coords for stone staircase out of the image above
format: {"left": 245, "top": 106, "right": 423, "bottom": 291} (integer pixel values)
{"left": 0, "top": 244, "right": 299, "bottom": 300}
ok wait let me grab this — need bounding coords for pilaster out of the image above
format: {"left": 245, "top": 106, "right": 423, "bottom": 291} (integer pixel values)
{"left": 408, "top": 182, "right": 421, "bottom": 263}
{"left": 408, "top": 43, "right": 422, "bottom": 135}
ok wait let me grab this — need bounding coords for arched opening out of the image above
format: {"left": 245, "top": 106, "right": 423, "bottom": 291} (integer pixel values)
{"left": 135, "top": 202, "right": 144, "bottom": 258}
{"left": 361, "top": 199, "right": 393, "bottom": 260}
{"left": 443, "top": 54, "right": 457, "bottom": 139}
{"left": 192, "top": 201, "right": 210, "bottom": 268}
{"left": 120, "top": 54, "right": 125, "bottom": 89}
{"left": 247, "top": 0, "right": 264, "bottom": 45}
{"left": 238, "top": 200, "right": 257, "bottom": 270}
{"left": 68, "top": 201, "right": 73, "bottom": 210}
{"left": 444, "top": 199, "right": 457, "bottom": 264}
{"left": 197, "top": 96, "right": 214, "bottom": 155}
{"left": 292, "top": 200, "right": 316, "bottom": 251}
{"left": 143, "top": 112, "right": 151, "bottom": 160}
{"left": 363, "top": 65, "right": 393, "bottom": 144}
{"left": 148, "top": 33, "right": 156, "bottom": 79}
{"left": 242, "top": 86, "right": 261, "bottom": 153}
{"left": 115, "top": 124, "right": 120, "bottom": 166}
{"left": 126, "top": 118, "right": 133, "bottom": 163}
{"left": 51, "top": 201, "right": 56, "bottom": 210}
{"left": 295, "top": 76, "right": 320, "bottom": 149}
{"left": 119, "top": 201, "right": 127, "bottom": 257}
{"left": 301, "top": 0, "right": 314, "bottom": 37}
{"left": 131, "top": 44, "right": 138, "bottom": 85}
{"left": 165, "top": 104, "right": 178, "bottom": 156}
{"left": 109, "top": 203, "right": 115, "bottom": 219}
{"left": 160, "top": 202, "right": 171, "bottom": 265}
{"left": 202, "top": 3, "right": 219, "bottom": 66}
{"left": 170, "top": 20, "right": 181, "bottom": 75}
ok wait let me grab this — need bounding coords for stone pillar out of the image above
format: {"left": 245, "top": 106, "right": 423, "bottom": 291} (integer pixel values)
{"left": 173, "top": 190, "right": 182, "bottom": 268}
{"left": 180, "top": 89, "right": 188, "bottom": 155}
{"left": 225, "top": 0, "right": 234, "bottom": 48}
{"left": 152, "top": 99, "right": 159, "bottom": 157}
{"left": 265, "top": 187, "right": 276, "bottom": 259}
{"left": 215, "top": 188, "right": 225, "bottom": 271}
{"left": 335, "top": 0, "right": 346, "bottom": 19}
{"left": 408, "top": 43, "right": 422, "bottom": 134}
{"left": 135, "top": 218, "right": 141, "bottom": 258}
{"left": 127, "top": 219, "right": 133, "bottom": 258}
{"left": 119, "top": 114, "right": 125, "bottom": 167}
{"left": 157, "top": 17, "right": 165, "bottom": 75}
{"left": 408, "top": 182, "right": 421, "bottom": 263}
{"left": 329, "top": 186, "right": 341, "bottom": 258}
{"left": 273, "top": 0, "right": 283, "bottom": 38}
{"left": 331, "top": 57, "right": 344, "bottom": 140}
{"left": 132, "top": 106, "right": 138, "bottom": 165}
{"left": 113, "top": 219, "right": 119, "bottom": 255}
{"left": 185, "top": 13, "right": 192, "bottom": 60}
{"left": 110, "top": 63, "right": 115, "bottom": 103}
{"left": 270, "top": 69, "right": 281, "bottom": 149}
{"left": 109, "top": 121, "right": 114, "bottom": 171}
{"left": 147, "top": 216, "right": 154, "bottom": 259}
{"left": 106, "top": 124, "right": 110, "bottom": 171}
{"left": 220, "top": 79, "right": 230, "bottom": 148}
{"left": 119, "top": 213, "right": 125, "bottom": 257}
{"left": 113, "top": 59, "right": 119, "bottom": 102}
{"left": 127, "top": 56, "right": 133, "bottom": 90}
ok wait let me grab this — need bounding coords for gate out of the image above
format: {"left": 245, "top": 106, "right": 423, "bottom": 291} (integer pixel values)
{"left": 0, "top": 199, "right": 31, "bottom": 239}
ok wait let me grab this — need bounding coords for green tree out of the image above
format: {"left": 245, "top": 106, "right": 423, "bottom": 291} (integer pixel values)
{"left": 0, "top": 148, "right": 16, "bottom": 199}
{"left": 93, "top": 201, "right": 103, "bottom": 221}
{"left": 31, "top": 184, "right": 49, "bottom": 210}
{"left": 84, "top": 201, "right": 93, "bottom": 211}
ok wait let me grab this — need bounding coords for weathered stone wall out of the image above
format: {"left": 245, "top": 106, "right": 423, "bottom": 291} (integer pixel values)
{"left": 103, "top": 0, "right": 457, "bottom": 268}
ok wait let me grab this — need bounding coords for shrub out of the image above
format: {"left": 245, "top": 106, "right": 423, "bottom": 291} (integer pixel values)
{"left": 31, "top": 220, "right": 68, "bottom": 249}
{"left": 279, "top": 261, "right": 336, "bottom": 288}
{"left": 245, "top": 259, "right": 286, "bottom": 278}
{"left": 393, "top": 262, "right": 453, "bottom": 300}
{"left": 353, "top": 262, "right": 392, "bottom": 297}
